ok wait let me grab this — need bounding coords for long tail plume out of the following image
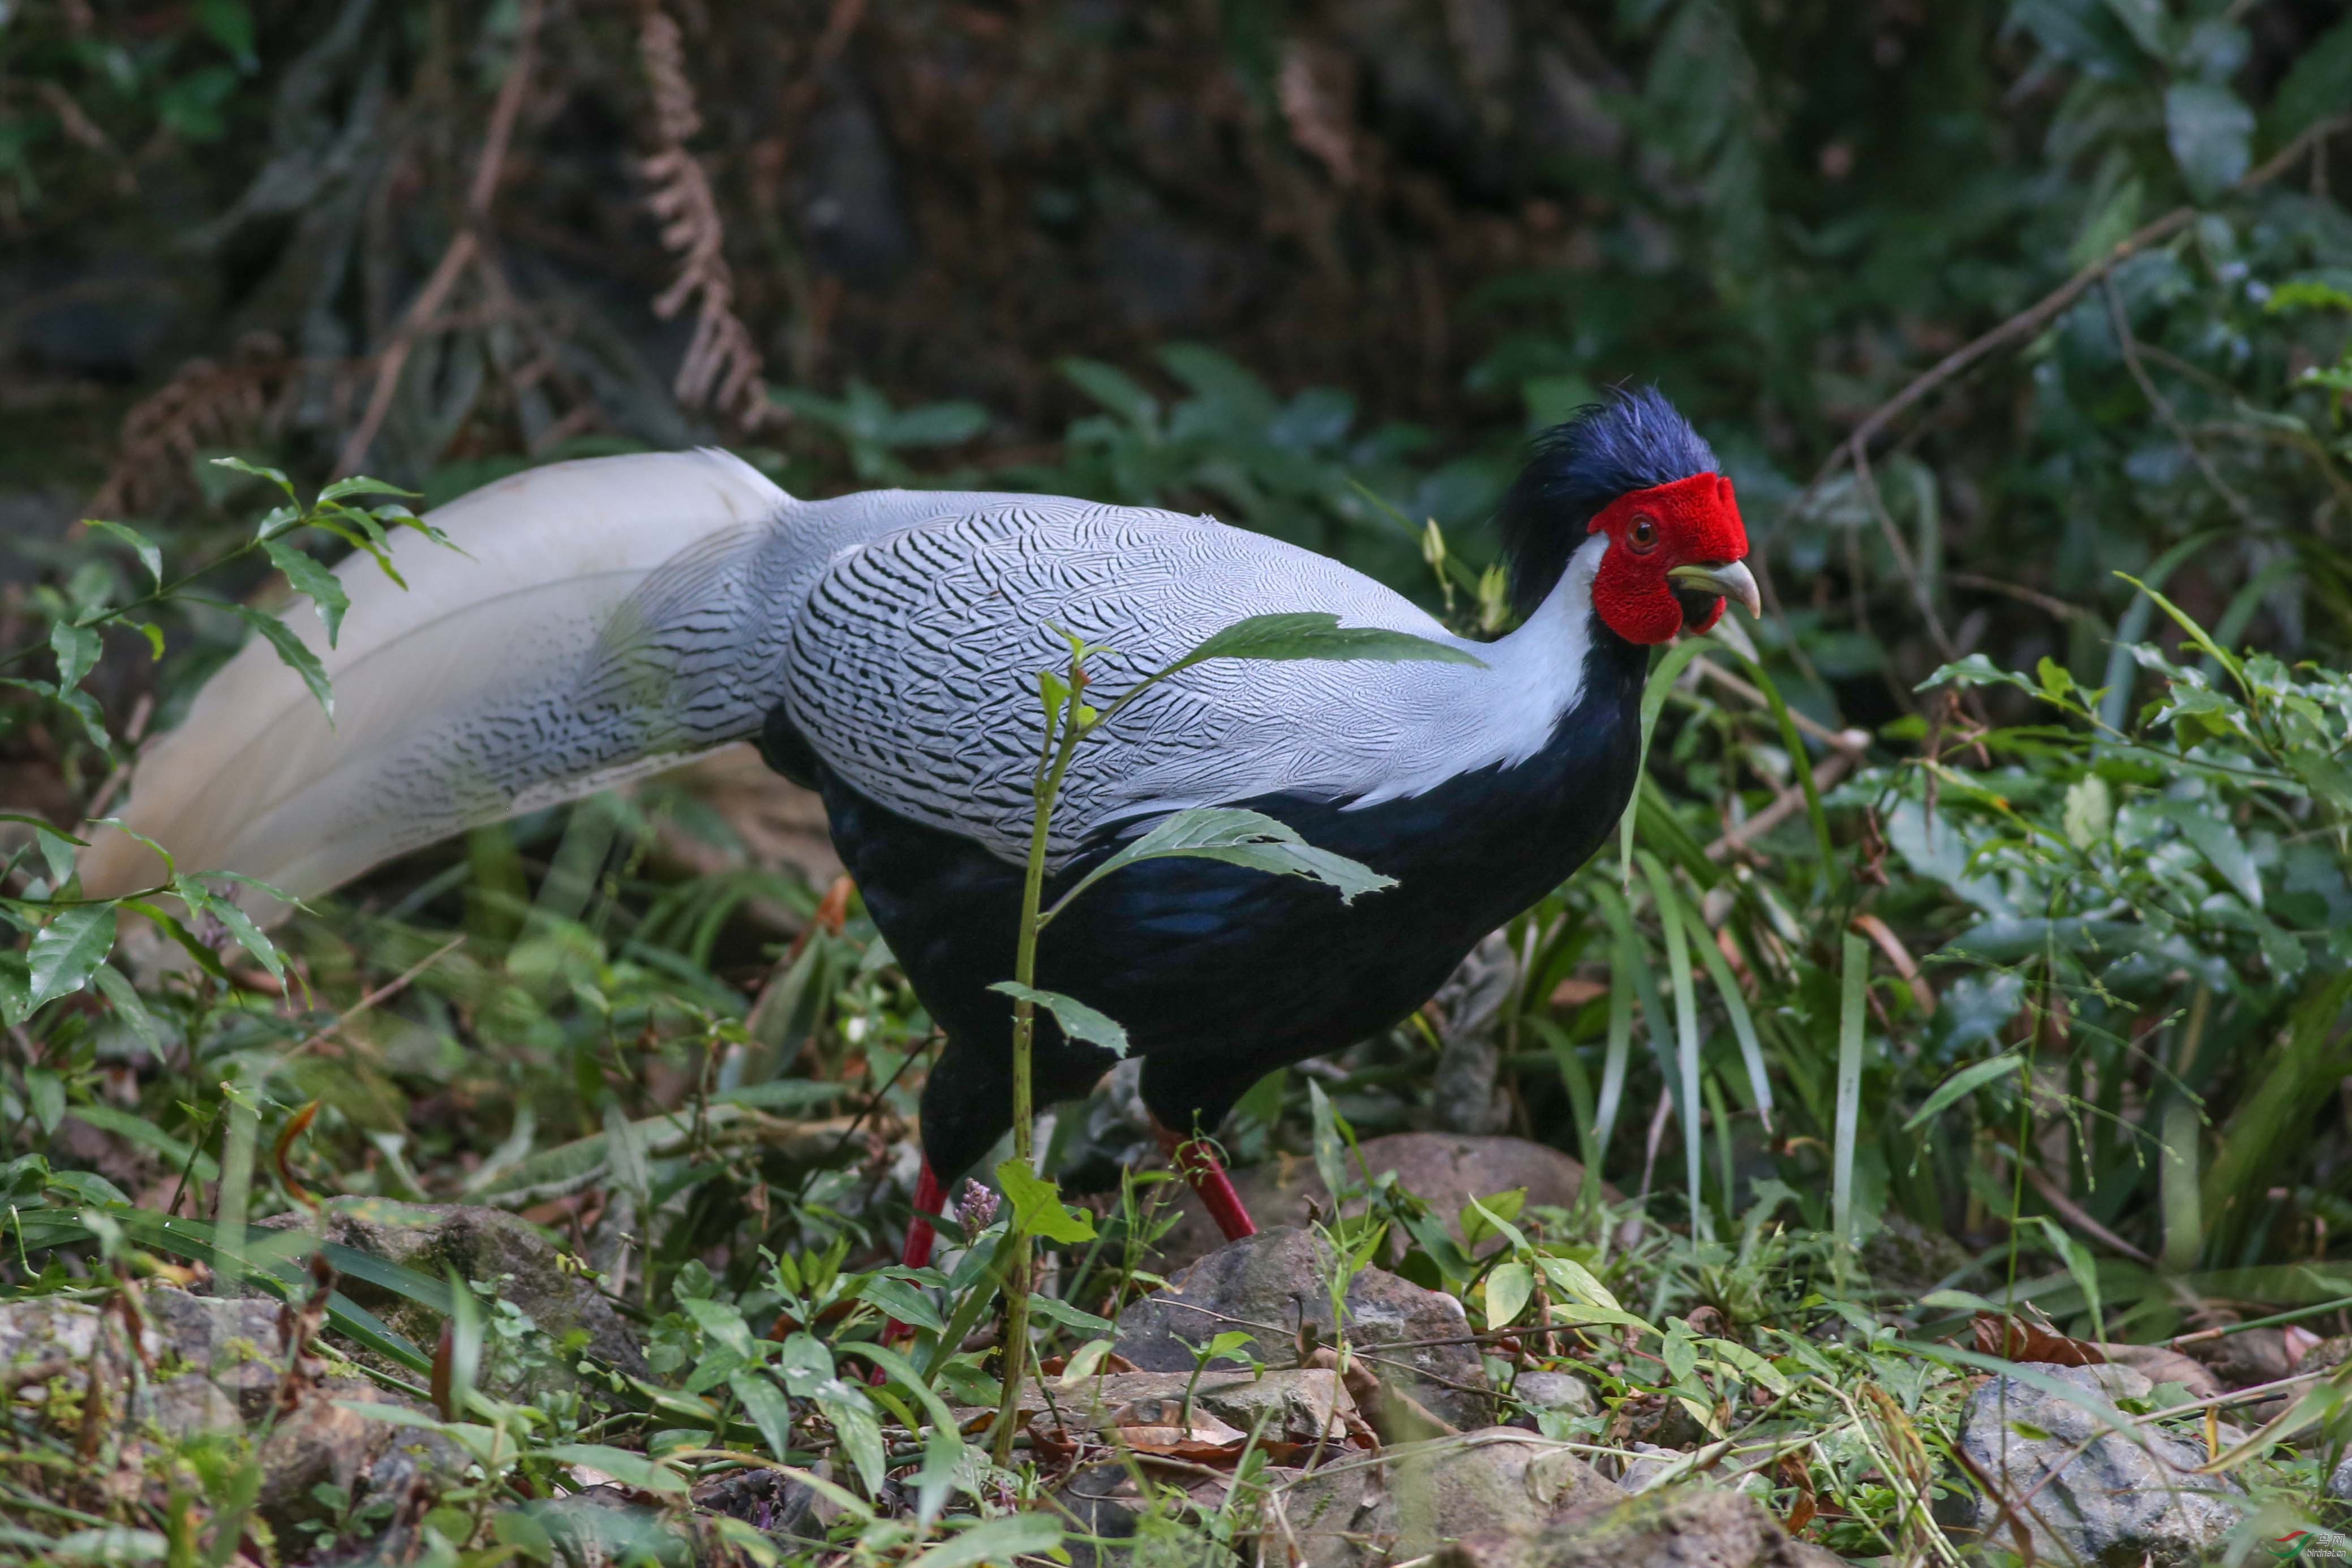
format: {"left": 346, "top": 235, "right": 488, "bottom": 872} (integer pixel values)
{"left": 80, "top": 450, "right": 796, "bottom": 916}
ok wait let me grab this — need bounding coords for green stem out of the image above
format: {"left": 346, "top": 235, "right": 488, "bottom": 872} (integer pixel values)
{"left": 989, "top": 671, "right": 1088, "bottom": 1469}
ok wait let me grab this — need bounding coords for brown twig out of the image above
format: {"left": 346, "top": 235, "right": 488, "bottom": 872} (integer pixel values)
{"left": 2103, "top": 276, "right": 2256, "bottom": 524}
{"left": 2023, "top": 1162, "right": 2154, "bottom": 1265}
{"left": 334, "top": 0, "right": 544, "bottom": 476}
{"left": 1705, "top": 748, "right": 1860, "bottom": 862}
{"left": 1814, "top": 113, "right": 2351, "bottom": 491}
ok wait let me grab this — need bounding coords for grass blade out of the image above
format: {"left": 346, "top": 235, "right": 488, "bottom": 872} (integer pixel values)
{"left": 1637, "top": 852, "right": 1706, "bottom": 1234}
{"left": 1693, "top": 914, "right": 1773, "bottom": 1133}
{"left": 1834, "top": 931, "right": 1869, "bottom": 1248}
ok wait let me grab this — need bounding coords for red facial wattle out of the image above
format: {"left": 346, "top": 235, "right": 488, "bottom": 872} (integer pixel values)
{"left": 1587, "top": 471, "right": 1752, "bottom": 645}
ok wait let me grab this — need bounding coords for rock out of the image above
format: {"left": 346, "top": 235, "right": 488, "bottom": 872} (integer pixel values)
{"left": 1616, "top": 1442, "right": 1685, "bottom": 1494}
{"left": 1859, "top": 1213, "right": 1973, "bottom": 1296}
{"left": 1011, "top": 1367, "right": 1372, "bottom": 1455}
{"left": 2330, "top": 1452, "right": 2352, "bottom": 1505}
{"left": 264, "top": 1198, "right": 647, "bottom": 1383}
{"left": 1058, "top": 1430, "right": 1615, "bottom": 1568}
{"left": 141, "top": 1287, "right": 286, "bottom": 1414}
{"left": 693, "top": 1466, "right": 822, "bottom": 1543}
{"left": 0, "top": 1295, "right": 152, "bottom": 1382}
{"left": 529, "top": 1487, "right": 693, "bottom": 1567}
{"left": 1155, "top": 1134, "right": 1605, "bottom": 1273}
{"left": 1113, "top": 1226, "right": 1492, "bottom": 1430}
{"left": 1055, "top": 1462, "right": 1235, "bottom": 1568}
{"left": 1509, "top": 1371, "right": 1596, "bottom": 1419}
{"left": 1434, "top": 1484, "right": 1843, "bottom": 1568}
{"left": 1955, "top": 1362, "right": 2243, "bottom": 1567}
{"left": 1387, "top": 1430, "right": 1620, "bottom": 1549}
{"left": 2183, "top": 1325, "right": 2304, "bottom": 1390}
{"left": 2097, "top": 1342, "right": 2222, "bottom": 1401}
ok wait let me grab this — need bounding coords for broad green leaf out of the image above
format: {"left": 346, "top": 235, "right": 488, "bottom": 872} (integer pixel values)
{"left": 1904, "top": 1054, "right": 2025, "bottom": 1132}
{"left": 1165, "top": 611, "right": 1484, "bottom": 676}
{"left": 228, "top": 604, "right": 334, "bottom": 720}
{"left": 538, "top": 1444, "right": 689, "bottom": 1494}
{"left": 50, "top": 620, "right": 101, "bottom": 690}
{"left": 994, "top": 1157, "right": 1096, "bottom": 1243}
{"left": 1533, "top": 1255, "right": 1625, "bottom": 1315}
{"left": 316, "top": 475, "right": 419, "bottom": 504}
{"left": 68, "top": 1103, "right": 215, "bottom": 1180}
{"left": 1025, "top": 1292, "right": 1116, "bottom": 1336}
{"left": 1051, "top": 805, "right": 1395, "bottom": 917}
{"left": 2062, "top": 775, "right": 2113, "bottom": 849}
{"left": 0, "top": 813, "right": 85, "bottom": 886}
{"left": 0, "top": 952, "right": 28, "bottom": 1027}
{"left": 1062, "top": 356, "right": 1160, "bottom": 427}
{"left": 855, "top": 1273, "right": 946, "bottom": 1334}
{"left": 86, "top": 521, "right": 162, "bottom": 588}
{"left": 262, "top": 538, "right": 351, "bottom": 646}
{"left": 28, "top": 905, "right": 117, "bottom": 1010}
{"left": 813, "top": 1383, "right": 887, "bottom": 1494}
{"left": 729, "top": 1370, "right": 795, "bottom": 1460}
{"left": 907, "top": 1514, "right": 1065, "bottom": 1568}
{"left": 2153, "top": 798, "right": 2263, "bottom": 908}
{"left": 2164, "top": 82, "right": 2253, "bottom": 201}
{"left": 212, "top": 455, "right": 296, "bottom": 502}
{"left": 1485, "top": 1261, "right": 1533, "bottom": 1330}
{"left": 990, "top": 981, "right": 1128, "bottom": 1057}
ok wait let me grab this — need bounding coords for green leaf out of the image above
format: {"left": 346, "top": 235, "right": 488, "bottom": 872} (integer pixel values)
{"left": 907, "top": 1514, "right": 1065, "bottom": 1568}
{"left": 86, "top": 521, "right": 163, "bottom": 588}
{"left": 2152, "top": 798, "right": 2264, "bottom": 908}
{"left": 50, "top": 620, "right": 101, "bottom": 691}
{"left": 994, "top": 1157, "right": 1096, "bottom": 1243}
{"left": 855, "top": 1273, "right": 946, "bottom": 1334}
{"left": 2164, "top": 82, "right": 2254, "bottom": 201}
{"left": 537, "top": 1444, "right": 689, "bottom": 1494}
{"left": 1166, "top": 611, "right": 1484, "bottom": 676}
{"left": 2264, "top": 14, "right": 2352, "bottom": 141}
{"left": 316, "top": 475, "right": 419, "bottom": 505}
{"left": 813, "top": 1384, "right": 887, "bottom": 1494}
{"left": 1621, "top": 638, "right": 1715, "bottom": 875}
{"left": 228, "top": 604, "right": 334, "bottom": 721}
{"left": 2117, "top": 573, "right": 2246, "bottom": 698}
{"left": 212, "top": 455, "right": 296, "bottom": 502}
{"left": 1061, "top": 356, "right": 1160, "bottom": 427}
{"left": 1904, "top": 1054, "right": 2025, "bottom": 1132}
{"left": 0, "top": 813, "right": 86, "bottom": 886}
{"left": 1485, "top": 1261, "right": 1533, "bottom": 1330}
{"left": 28, "top": 905, "right": 117, "bottom": 1010}
{"left": 729, "top": 1370, "right": 796, "bottom": 1460}
{"left": 261, "top": 538, "right": 351, "bottom": 647}
{"left": 0, "top": 952, "right": 29, "bottom": 1028}
{"left": 68, "top": 1104, "right": 216, "bottom": 1181}
{"left": 1025, "top": 1292, "right": 1115, "bottom": 1336}
{"left": 1834, "top": 932, "right": 1869, "bottom": 1247}
{"left": 2062, "top": 775, "right": 2114, "bottom": 849}
{"left": 1051, "top": 805, "right": 1395, "bottom": 918}
{"left": 989, "top": 981, "right": 1129, "bottom": 1057}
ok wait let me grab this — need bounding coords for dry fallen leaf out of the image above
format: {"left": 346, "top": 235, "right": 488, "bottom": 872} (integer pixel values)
{"left": 1973, "top": 1312, "right": 2105, "bottom": 1367}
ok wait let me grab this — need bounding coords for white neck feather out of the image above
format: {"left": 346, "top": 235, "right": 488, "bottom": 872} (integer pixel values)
{"left": 1337, "top": 536, "right": 1608, "bottom": 809}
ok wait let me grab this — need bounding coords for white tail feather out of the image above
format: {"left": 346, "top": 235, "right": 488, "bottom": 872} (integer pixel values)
{"left": 80, "top": 450, "right": 793, "bottom": 914}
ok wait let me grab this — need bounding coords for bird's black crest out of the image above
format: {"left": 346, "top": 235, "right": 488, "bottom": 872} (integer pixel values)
{"left": 1496, "top": 386, "right": 1718, "bottom": 618}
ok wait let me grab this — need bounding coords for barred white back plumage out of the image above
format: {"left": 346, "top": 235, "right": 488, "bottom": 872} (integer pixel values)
{"left": 79, "top": 453, "right": 1600, "bottom": 912}
{"left": 79, "top": 450, "right": 794, "bottom": 909}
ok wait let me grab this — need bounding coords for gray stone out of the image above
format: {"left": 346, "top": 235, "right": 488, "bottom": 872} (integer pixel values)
{"left": 264, "top": 1198, "right": 647, "bottom": 1382}
{"left": 1385, "top": 1430, "right": 1620, "bottom": 1550}
{"left": 1155, "top": 1133, "right": 1606, "bottom": 1273}
{"left": 1432, "top": 1484, "right": 1844, "bottom": 1568}
{"left": 1014, "top": 1367, "right": 1370, "bottom": 1454}
{"left": 1113, "top": 1226, "right": 1492, "bottom": 1430}
{"left": 1955, "top": 1363, "right": 2244, "bottom": 1568}
{"left": 1510, "top": 1371, "right": 1596, "bottom": 1418}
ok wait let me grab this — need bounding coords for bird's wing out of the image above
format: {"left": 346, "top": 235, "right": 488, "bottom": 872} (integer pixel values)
{"left": 784, "top": 498, "right": 1497, "bottom": 865}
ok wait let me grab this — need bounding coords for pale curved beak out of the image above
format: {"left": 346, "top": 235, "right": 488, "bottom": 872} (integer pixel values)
{"left": 1668, "top": 559, "right": 1761, "bottom": 619}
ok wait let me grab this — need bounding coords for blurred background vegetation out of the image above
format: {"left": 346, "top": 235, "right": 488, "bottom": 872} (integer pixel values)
{"left": 6, "top": 0, "right": 2352, "bottom": 1374}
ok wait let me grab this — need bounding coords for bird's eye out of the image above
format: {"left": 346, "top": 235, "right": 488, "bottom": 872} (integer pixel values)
{"left": 1627, "top": 514, "right": 1660, "bottom": 552}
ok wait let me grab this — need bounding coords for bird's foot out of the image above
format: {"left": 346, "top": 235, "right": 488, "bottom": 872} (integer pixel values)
{"left": 1153, "top": 1124, "right": 1258, "bottom": 1242}
{"left": 875, "top": 1158, "right": 944, "bottom": 1381}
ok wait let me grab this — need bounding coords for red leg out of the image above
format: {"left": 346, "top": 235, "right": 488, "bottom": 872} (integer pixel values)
{"left": 1154, "top": 1124, "right": 1257, "bottom": 1241}
{"left": 877, "top": 1161, "right": 945, "bottom": 1373}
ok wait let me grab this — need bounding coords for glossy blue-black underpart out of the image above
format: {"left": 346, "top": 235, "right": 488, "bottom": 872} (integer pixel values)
{"left": 760, "top": 627, "right": 1650, "bottom": 1185}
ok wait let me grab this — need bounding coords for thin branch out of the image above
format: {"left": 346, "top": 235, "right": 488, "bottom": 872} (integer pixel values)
{"left": 1813, "top": 113, "right": 2351, "bottom": 490}
{"left": 2103, "top": 276, "right": 2256, "bottom": 525}
{"left": 334, "top": 0, "right": 545, "bottom": 476}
